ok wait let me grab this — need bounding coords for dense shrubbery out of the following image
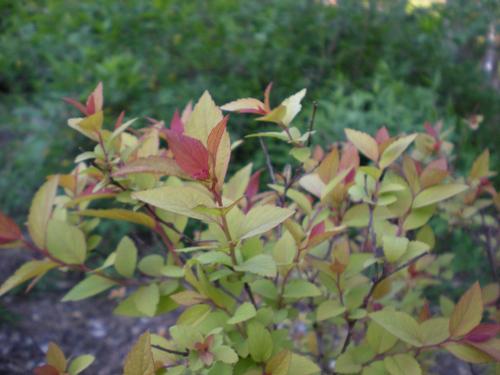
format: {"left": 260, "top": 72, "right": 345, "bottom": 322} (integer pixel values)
{"left": 1, "top": 83, "right": 498, "bottom": 374}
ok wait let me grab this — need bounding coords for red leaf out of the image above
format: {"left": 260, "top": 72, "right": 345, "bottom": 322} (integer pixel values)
{"left": 0, "top": 212, "right": 22, "bottom": 245}
{"left": 169, "top": 109, "right": 184, "bottom": 134}
{"left": 114, "top": 111, "right": 125, "bottom": 129}
{"left": 465, "top": 324, "right": 500, "bottom": 343}
{"left": 207, "top": 116, "right": 229, "bottom": 165}
{"left": 264, "top": 82, "right": 273, "bottom": 112}
{"left": 86, "top": 82, "right": 103, "bottom": 115}
{"left": 375, "top": 127, "right": 390, "bottom": 144}
{"left": 309, "top": 221, "right": 325, "bottom": 240}
{"left": 62, "top": 97, "right": 88, "bottom": 116}
{"left": 246, "top": 170, "right": 262, "bottom": 200}
{"left": 34, "top": 364, "right": 60, "bottom": 375}
{"left": 166, "top": 130, "right": 210, "bottom": 180}
{"left": 424, "top": 122, "right": 439, "bottom": 139}
{"left": 427, "top": 158, "right": 448, "bottom": 171}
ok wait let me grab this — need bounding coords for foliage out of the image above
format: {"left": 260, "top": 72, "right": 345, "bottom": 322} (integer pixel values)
{"left": 1, "top": 83, "right": 499, "bottom": 374}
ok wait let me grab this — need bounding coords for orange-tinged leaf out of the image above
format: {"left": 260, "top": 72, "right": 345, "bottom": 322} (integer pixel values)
{"left": 207, "top": 115, "right": 229, "bottom": 169}
{"left": 469, "top": 149, "right": 490, "bottom": 181}
{"left": 344, "top": 128, "right": 379, "bottom": 162}
{"left": 112, "top": 156, "right": 186, "bottom": 178}
{"left": 0, "top": 212, "right": 22, "bottom": 245}
{"left": 34, "top": 364, "right": 60, "bottom": 375}
{"left": 449, "top": 282, "right": 483, "bottom": 338}
{"left": 77, "top": 209, "right": 156, "bottom": 228}
{"left": 46, "top": 342, "right": 67, "bottom": 372}
{"left": 0, "top": 259, "right": 57, "bottom": 297}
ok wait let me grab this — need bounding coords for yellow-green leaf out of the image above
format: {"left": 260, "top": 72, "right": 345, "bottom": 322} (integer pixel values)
{"left": 68, "top": 354, "right": 95, "bottom": 375}
{"left": 247, "top": 322, "right": 273, "bottom": 362}
{"left": 227, "top": 302, "right": 256, "bottom": 324}
{"left": 237, "top": 205, "right": 295, "bottom": 240}
{"left": 115, "top": 236, "right": 137, "bottom": 278}
{"left": 77, "top": 209, "right": 155, "bottom": 228}
{"left": 124, "top": 331, "right": 155, "bottom": 375}
{"left": 384, "top": 354, "right": 421, "bottom": 375}
{"left": 370, "top": 310, "right": 421, "bottom": 347}
{"left": 419, "top": 318, "right": 449, "bottom": 346}
{"left": 444, "top": 342, "right": 493, "bottom": 364}
{"left": 382, "top": 235, "right": 409, "bottom": 263}
{"left": 379, "top": 134, "right": 417, "bottom": 169}
{"left": 62, "top": 275, "right": 116, "bottom": 301}
{"left": 345, "top": 128, "right": 379, "bottom": 162}
{"left": 413, "top": 184, "right": 468, "bottom": 208}
{"left": 28, "top": 176, "right": 59, "bottom": 249}
{"left": 0, "top": 259, "right": 57, "bottom": 296}
{"left": 316, "top": 300, "right": 346, "bottom": 322}
{"left": 46, "top": 220, "right": 86, "bottom": 265}
{"left": 449, "top": 282, "right": 483, "bottom": 337}
{"left": 133, "top": 284, "right": 160, "bottom": 317}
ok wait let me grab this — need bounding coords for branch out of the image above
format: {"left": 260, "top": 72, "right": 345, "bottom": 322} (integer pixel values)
{"left": 151, "top": 345, "right": 189, "bottom": 357}
{"left": 306, "top": 101, "right": 318, "bottom": 147}
{"left": 259, "top": 137, "right": 277, "bottom": 185}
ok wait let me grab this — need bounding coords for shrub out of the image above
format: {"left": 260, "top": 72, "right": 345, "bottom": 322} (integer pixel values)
{"left": 1, "top": 83, "right": 499, "bottom": 374}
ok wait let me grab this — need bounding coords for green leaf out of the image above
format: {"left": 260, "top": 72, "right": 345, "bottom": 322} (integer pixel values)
{"left": 288, "top": 353, "right": 321, "bottom": 375}
{"left": 284, "top": 280, "right": 321, "bottom": 299}
{"left": 382, "top": 235, "right": 409, "bottom": 263}
{"left": 213, "top": 345, "right": 239, "bottom": 364}
{"left": 28, "top": 176, "right": 59, "bottom": 249}
{"left": 384, "top": 354, "right": 421, "bottom": 375}
{"left": 235, "top": 254, "right": 277, "bottom": 277}
{"left": 123, "top": 331, "right": 155, "bottom": 375}
{"left": 0, "top": 259, "right": 57, "bottom": 297}
{"left": 272, "top": 230, "right": 297, "bottom": 267}
{"left": 138, "top": 254, "right": 164, "bottom": 276}
{"left": 68, "top": 354, "right": 95, "bottom": 375}
{"left": 177, "top": 304, "right": 211, "bottom": 326}
{"left": 133, "top": 185, "right": 215, "bottom": 221}
{"left": 227, "top": 302, "right": 256, "bottom": 324}
{"left": 345, "top": 128, "right": 379, "bottom": 162}
{"left": 62, "top": 275, "right": 116, "bottom": 302}
{"left": 237, "top": 205, "right": 295, "bottom": 240}
{"left": 250, "top": 279, "right": 278, "bottom": 300}
{"left": 223, "top": 163, "right": 252, "bottom": 201}
{"left": 379, "top": 134, "right": 417, "bottom": 169}
{"left": 449, "top": 282, "right": 483, "bottom": 337}
{"left": 419, "top": 318, "right": 449, "bottom": 346}
{"left": 115, "top": 236, "right": 137, "bottom": 278}
{"left": 133, "top": 284, "right": 160, "bottom": 317}
{"left": 370, "top": 310, "right": 421, "bottom": 347}
{"left": 402, "top": 205, "right": 436, "bottom": 230}
{"left": 366, "top": 322, "right": 398, "bottom": 354}
{"left": 335, "top": 351, "right": 362, "bottom": 374}
{"left": 46, "top": 220, "right": 86, "bottom": 264}
{"left": 247, "top": 322, "right": 273, "bottom": 362}
{"left": 316, "top": 300, "right": 346, "bottom": 322}
{"left": 289, "top": 147, "right": 311, "bottom": 162}
{"left": 443, "top": 342, "right": 494, "bottom": 364}
{"left": 412, "top": 184, "right": 468, "bottom": 208}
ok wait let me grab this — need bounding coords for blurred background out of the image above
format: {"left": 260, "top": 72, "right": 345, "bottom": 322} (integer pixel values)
{"left": 0, "top": 0, "right": 499, "bottom": 373}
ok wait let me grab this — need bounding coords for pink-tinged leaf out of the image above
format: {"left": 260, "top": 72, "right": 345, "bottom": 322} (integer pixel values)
{"left": 170, "top": 109, "right": 184, "bottom": 134}
{"left": 424, "top": 122, "right": 439, "bottom": 139}
{"left": 181, "top": 101, "right": 193, "bottom": 124}
{"left": 465, "top": 324, "right": 500, "bottom": 343}
{"left": 62, "top": 97, "right": 88, "bottom": 115}
{"left": 86, "top": 82, "right": 103, "bottom": 115}
{"left": 0, "top": 212, "right": 22, "bottom": 245}
{"left": 339, "top": 143, "right": 359, "bottom": 183}
{"left": 246, "top": 170, "right": 262, "bottom": 200}
{"left": 207, "top": 116, "right": 229, "bottom": 162}
{"left": 114, "top": 111, "right": 125, "bottom": 129}
{"left": 427, "top": 158, "right": 448, "bottom": 171}
{"left": 166, "top": 130, "right": 210, "bottom": 180}
{"left": 221, "top": 98, "right": 266, "bottom": 114}
{"left": 264, "top": 82, "right": 273, "bottom": 112}
{"left": 309, "top": 221, "right": 325, "bottom": 240}
{"left": 375, "top": 127, "right": 390, "bottom": 144}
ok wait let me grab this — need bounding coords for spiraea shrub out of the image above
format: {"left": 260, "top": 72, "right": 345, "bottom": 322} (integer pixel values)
{"left": 1, "top": 83, "right": 499, "bottom": 375}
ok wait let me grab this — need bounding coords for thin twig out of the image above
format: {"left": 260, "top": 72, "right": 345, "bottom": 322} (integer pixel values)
{"left": 259, "top": 137, "right": 277, "bottom": 184}
{"left": 151, "top": 344, "right": 189, "bottom": 357}
{"left": 307, "top": 101, "right": 318, "bottom": 147}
